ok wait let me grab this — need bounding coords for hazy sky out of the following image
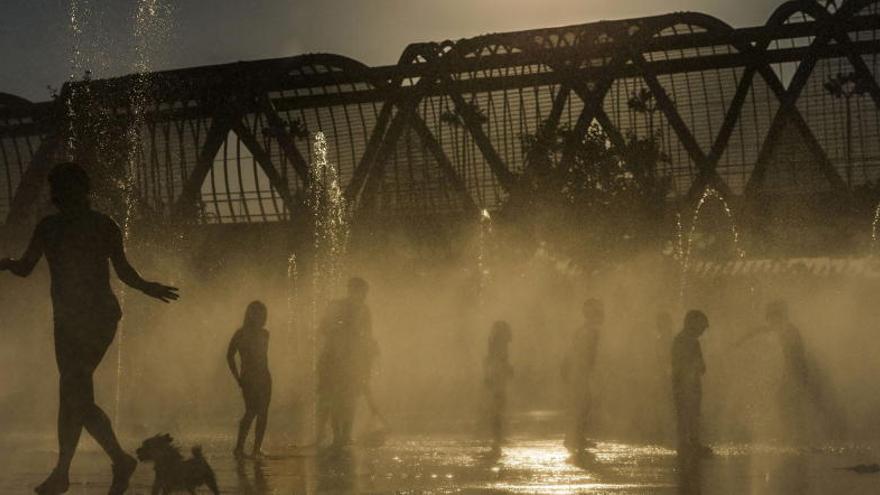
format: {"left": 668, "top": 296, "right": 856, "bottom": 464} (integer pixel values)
{"left": 0, "top": 0, "right": 785, "bottom": 101}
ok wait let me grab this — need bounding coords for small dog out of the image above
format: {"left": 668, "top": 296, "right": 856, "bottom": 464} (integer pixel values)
{"left": 136, "top": 434, "right": 220, "bottom": 494}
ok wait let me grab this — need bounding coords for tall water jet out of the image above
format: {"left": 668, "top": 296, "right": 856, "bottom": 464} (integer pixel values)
{"left": 287, "top": 252, "right": 299, "bottom": 401}
{"left": 301, "top": 131, "right": 350, "bottom": 443}
{"left": 114, "top": 0, "right": 170, "bottom": 426}
{"left": 63, "top": 0, "right": 88, "bottom": 160}
{"left": 478, "top": 208, "right": 493, "bottom": 309}
{"left": 677, "top": 187, "right": 745, "bottom": 304}
{"left": 871, "top": 201, "right": 880, "bottom": 253}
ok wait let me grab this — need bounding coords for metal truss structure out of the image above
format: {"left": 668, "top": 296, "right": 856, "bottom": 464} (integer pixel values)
{"left": 2, "top": 0, "right": 880, "bottom": 229}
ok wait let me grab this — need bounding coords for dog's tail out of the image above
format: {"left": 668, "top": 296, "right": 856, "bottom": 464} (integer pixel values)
{"left": 192, "top": 446, "right": 220, "bottom": 495}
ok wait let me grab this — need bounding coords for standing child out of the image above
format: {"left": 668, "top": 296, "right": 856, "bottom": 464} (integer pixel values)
{"left": 227, "top": 301, "right": 272, "bottom": 459}
{"left": 672, "top": 310, "right": 711, "bottom": 461}
{"left": 562, "top": 298, "right": 603, "bottom": 452}
{"left": 485, "top": 321, "right": 513, "bottom": 452}
{"left": 0, "top": 163, "right": 179, "bottom": 494}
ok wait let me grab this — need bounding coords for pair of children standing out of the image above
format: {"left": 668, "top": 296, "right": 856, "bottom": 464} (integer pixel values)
{"left": 486, "top": 301, "right": 711, "bottom": 461}
{"left": 482, "top": 299, "right": 604, "bottom": 454}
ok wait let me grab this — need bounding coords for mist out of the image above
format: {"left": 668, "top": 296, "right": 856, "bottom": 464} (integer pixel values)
{"left": 2, "top": 212, "right": 878, "bottom": 451}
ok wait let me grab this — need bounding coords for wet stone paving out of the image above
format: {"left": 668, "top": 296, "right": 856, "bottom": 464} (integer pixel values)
{"left": 2, "top": 433, "right": 880, "bottom": 494}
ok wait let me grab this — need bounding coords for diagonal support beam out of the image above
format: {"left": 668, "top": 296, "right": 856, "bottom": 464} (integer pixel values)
{"left": 258, "top": 96, "right": 311, "bottom": 187}
{"left": 803, "top": 1, "right": 880, "bottom": 110}
{"left": 173, "top": 112, "right": 236, "bottom": 220}
{"left": 632, "top": 56, "right": 709, "bottom": 168}
{"left": 841, "top": 47, "right": 880, "bottom": 108}
{"left": 6, "top": 133, "right": 62, "bottom": 231}
{"left": 346, "top": 101, "right": 395, "bottom": 202}
{"left": 707, "top": 67, "right": 758, "bottom": 165}
{"left": 546, "top": 84, "right": 572, "bottom": 130}
{"left": 446, "top": 90, "right": 516, "bottom": 190}
{"left": 746, "top": 30, "right": 847, "bottom": 196}
{"left": 687, "top": 66, "right": 759, "bottom": 199}
{"left": 559, "top": 77, "right": 618, "bottom": 170}
{"left": 231, "top": 119, "right": 297, "bottom": 215}
{"left": 406, "top": 111, "right": 479, "bottom": 213}
{"left": 632, "top": 53, "right": 731, "bottom": 198}
{"left": 569, "top": 79, "right": 615, "bottom": 131}
{"left": 356, "top": 105, "right": 414, "bottom": 214}
{"left": 595, "top": 109, "right": 627, "bottom": 148}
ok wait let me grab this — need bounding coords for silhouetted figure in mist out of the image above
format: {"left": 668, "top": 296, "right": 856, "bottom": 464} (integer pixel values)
{"left": 315, "top": 277, "right": 373, "bottom": 449}
{"left": 484, "top": 321, "right": 513, "bottom": 452}
{"left": 736, "top": 299, "right": 840, "bottom": 442}
{"left": 562, "top": 298, "right": 603, "bottom": 452}
{"left": 0, "top": 163, "right": 179, "bottom": 495}
{"left": 228, "top": 301, "right": 272, "bottom": 459}
{"left": 672, "top": 310, "right": 711, "bottom": 461}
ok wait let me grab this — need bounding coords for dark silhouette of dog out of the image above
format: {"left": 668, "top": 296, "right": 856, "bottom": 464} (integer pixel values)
{"left": 135, "top": 434, "right": 220, "bottom": 494}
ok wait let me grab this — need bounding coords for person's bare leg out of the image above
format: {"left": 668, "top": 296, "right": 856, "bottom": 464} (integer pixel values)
{"left": 309, "top": 390, "right": 330, "bottom": 449}
{"left": 253, "top": 407, "right": 268, "bottom": 456}
{"left": 236, "top": 411, "right": 255, "bottom": 456}
{"left": 252, "top": 384, "right": 270, "bottom": 456}
{"left": 82, "top": 404, "right": 126, "bottom": 462}
{"left": 339, "top": 399, "right": 357, "bottom": 446}
{"left": 69, "top": 367, "right": 135, "bottom": 495}
{"left": 36, "top": 375, "right": 82, "bottom": 494}
{"left": 56, "top": 394, "right": 84, "bottom": 474}
{"left": 330, "top": 405, "right": 343, "bottom": 448}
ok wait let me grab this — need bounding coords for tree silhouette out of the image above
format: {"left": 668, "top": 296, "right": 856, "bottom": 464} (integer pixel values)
{"left": 627, "top": 87, "right": 659, "bottom": 139}
{"left": 439, "top": 100, "right": 488, "bottom": 128}
{"left": 506, "top": 118, "right": 671, "bottom": 264}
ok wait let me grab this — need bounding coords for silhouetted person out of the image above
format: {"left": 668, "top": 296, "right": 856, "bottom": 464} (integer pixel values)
{"left": 678, "top": 452, "right": 703, "bottom": 495}
{"left": 672, "top": 310, "right": 711, "bottom": 461}
{"left": 736, "top": 299, "right": 838, "bottom": 442}
{"left": 315, "top": 277, "right": 372, "bottom": 449}
{"left": 228, "top": 301, "right": 272, "bottom": 459}
{"left": 0, "top": 162, "right": 178, "bottom": 495}
{"left": 484, "top": 321, "right": 513, "bottom": 452}
{"left": 562, "top": 298, "right": 603, "bottom": 452}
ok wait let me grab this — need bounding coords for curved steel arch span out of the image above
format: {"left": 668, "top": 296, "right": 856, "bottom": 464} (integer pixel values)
{"left": 2, "top": 0, "right": 880, "bottom": 228}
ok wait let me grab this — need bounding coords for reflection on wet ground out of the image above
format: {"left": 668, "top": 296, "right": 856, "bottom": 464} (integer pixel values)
{"left": 1, "top": 433, "right": 880, "bottom": 494}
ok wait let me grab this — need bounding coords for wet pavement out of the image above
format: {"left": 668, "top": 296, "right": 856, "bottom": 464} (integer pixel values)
{"left": 3, "top": 432, "right": 880, "bottom": 494}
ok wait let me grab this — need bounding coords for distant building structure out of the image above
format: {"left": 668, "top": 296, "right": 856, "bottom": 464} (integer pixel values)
{"left": 1, "top": 1, "right": 879, "bottom": 252}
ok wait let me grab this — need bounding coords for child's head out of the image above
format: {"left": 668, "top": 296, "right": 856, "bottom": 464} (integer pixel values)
{"left": 489, "top": 320, "right": 512, "bottom": 352}
{"left": 49, "top": 162, "right": 90, "bottom": 212}
{"left": 243, "top": 300, "right": 268, "bottom": 329}
{"left": 683, "top": 310, "right": 709, "bottom": 336}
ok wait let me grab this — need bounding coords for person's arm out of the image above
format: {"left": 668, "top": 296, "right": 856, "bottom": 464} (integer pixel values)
{"left": 107, "top": 219, "right": 179, "bottom": 302}
{"left": 0, "top": 221, "right": 45, "bottom": 277}
{"left": 227, "top": 332, "right": 242, "bottom": 386}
